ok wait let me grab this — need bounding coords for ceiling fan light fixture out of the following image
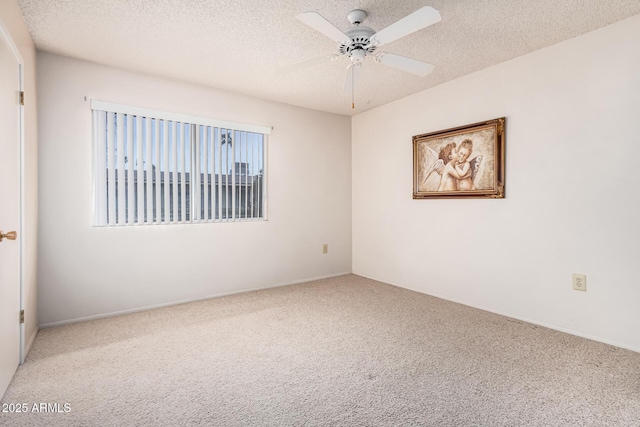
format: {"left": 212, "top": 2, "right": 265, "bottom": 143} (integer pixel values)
{"left": 350, "top": 48, "right": 366, "bottom": 64}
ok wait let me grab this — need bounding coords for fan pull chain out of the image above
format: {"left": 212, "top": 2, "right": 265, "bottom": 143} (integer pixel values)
{"left": 351, "top": 66, "right": 355, "bottom": 109}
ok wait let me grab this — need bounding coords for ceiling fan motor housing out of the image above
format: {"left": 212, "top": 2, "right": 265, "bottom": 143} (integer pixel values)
{"left": 339, "top": 26, "right": 377, "bottom": 61}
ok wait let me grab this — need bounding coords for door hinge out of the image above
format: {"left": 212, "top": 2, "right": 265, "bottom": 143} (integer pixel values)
{"left": 19, "top": 91, "right": 24, "bottom": 106}
{"left": 20, "top": 310, "right": 24, "bottom": 324}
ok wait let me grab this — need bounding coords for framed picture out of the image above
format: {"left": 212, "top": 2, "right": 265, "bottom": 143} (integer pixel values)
{"left": 413, "top": 117, "right": 505, "bottom": 199}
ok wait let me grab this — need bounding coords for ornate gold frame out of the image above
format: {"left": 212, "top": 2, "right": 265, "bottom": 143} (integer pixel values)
{"left": 413, "top": 117, "right": 506, "bottom": 199}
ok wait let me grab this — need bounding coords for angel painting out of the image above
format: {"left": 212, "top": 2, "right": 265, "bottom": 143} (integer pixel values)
{"left": 413, "top": 118, "right": 505, "bottom": 199}
{"left": 422, "top": 139, "right": 483, "bottom": 191}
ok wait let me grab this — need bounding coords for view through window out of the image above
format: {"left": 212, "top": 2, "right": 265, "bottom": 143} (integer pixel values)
{"left": 92, "top": 102, "right": 269, "bottom": 226}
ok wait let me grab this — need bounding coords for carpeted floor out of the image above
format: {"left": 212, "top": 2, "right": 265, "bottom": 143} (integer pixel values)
{"left": 1, "top": 274, "right": 639, "bottom": 426}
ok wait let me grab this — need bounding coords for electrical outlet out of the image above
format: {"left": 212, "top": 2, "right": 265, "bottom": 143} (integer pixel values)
{"left": 572, "top": 274, "right": 586, "bottom": 292}
{"left": 322, "top": 244, "right": 328, "bottom": 254}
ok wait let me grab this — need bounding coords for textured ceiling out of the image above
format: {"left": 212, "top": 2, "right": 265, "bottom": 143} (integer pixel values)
{"left": 17, "top": 0, "right": 640, "bottom": 116}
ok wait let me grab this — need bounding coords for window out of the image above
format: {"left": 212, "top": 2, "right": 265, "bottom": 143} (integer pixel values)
{"left": 91, "top": 101, "right": 270, "bottom": 226}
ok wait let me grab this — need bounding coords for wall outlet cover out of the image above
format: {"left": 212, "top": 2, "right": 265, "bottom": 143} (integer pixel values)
{"left": 572, "top": 273, "right": 587, "bottom": 291}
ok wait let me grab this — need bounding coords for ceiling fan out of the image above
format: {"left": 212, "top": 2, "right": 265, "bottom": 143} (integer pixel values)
{"left": 288, "top": 6, "right": 442, "bottom": 108}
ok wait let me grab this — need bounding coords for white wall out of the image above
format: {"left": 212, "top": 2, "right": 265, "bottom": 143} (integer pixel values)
{"left": 352, "top": 15, "right": 640, "bottom": 352}
{"left": 37, "top": 53, "right": 352, "bottom": 326}
{"left": 0, "top": 1, "right": 38, "bottom": 353}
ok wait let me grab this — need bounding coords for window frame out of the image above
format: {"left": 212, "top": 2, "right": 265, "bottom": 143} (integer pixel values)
{"left": 91, "top": 100, "right": 271, "bottom": 227}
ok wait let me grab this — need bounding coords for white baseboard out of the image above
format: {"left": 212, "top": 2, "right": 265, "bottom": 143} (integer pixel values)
{"left": 20, "top": 326, "right": 38, "bottom": 364}
{"left": 25, "top": 327, "right": 38, "bottom": 355}
{"left": 39, "top": 271, "right": 353, "bottom": 329}
{"left": 355, "top": 273, "right": 640, "bottom": 354}
{"left": 264, "top": 271, "right": 353, "bottom": 290}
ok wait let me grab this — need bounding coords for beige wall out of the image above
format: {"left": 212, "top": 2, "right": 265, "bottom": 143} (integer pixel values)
{"left": 0, "top": 1, "right": 38, "bottom": 355}
{"left": 352, "top": 15, "right": 640, "bottom": 352}
{"left": 37, "top": 53, "right": 352, "bottom": 325}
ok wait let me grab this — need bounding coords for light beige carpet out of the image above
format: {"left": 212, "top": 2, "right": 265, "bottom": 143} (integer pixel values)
{"left": 1, "top": 274, "right": 639, "bottom": 426}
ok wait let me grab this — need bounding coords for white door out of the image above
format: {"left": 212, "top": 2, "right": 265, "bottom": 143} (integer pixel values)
{"left": 0, "top": 30, "right": 22, "bottom": 399}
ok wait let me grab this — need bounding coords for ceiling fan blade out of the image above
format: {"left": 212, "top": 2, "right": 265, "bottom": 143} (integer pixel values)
{"left": 277, "top": 54, "right": 340, "bottom": 75}
{"left": 342, "top": 63, "right": 362, "bottom": 95}
{"left": 370, "top": 6, "right": 441, "bottom": 46}
{"left": 376, "top": 53, "right": 435, "bottom": 77}
{"left": 297, "top": 12, "right": 350, "bottom": 43}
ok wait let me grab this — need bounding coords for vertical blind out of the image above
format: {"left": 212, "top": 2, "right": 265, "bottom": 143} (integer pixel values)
{"left": 91, "top": 101, "right": 270, "bottom": 226}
